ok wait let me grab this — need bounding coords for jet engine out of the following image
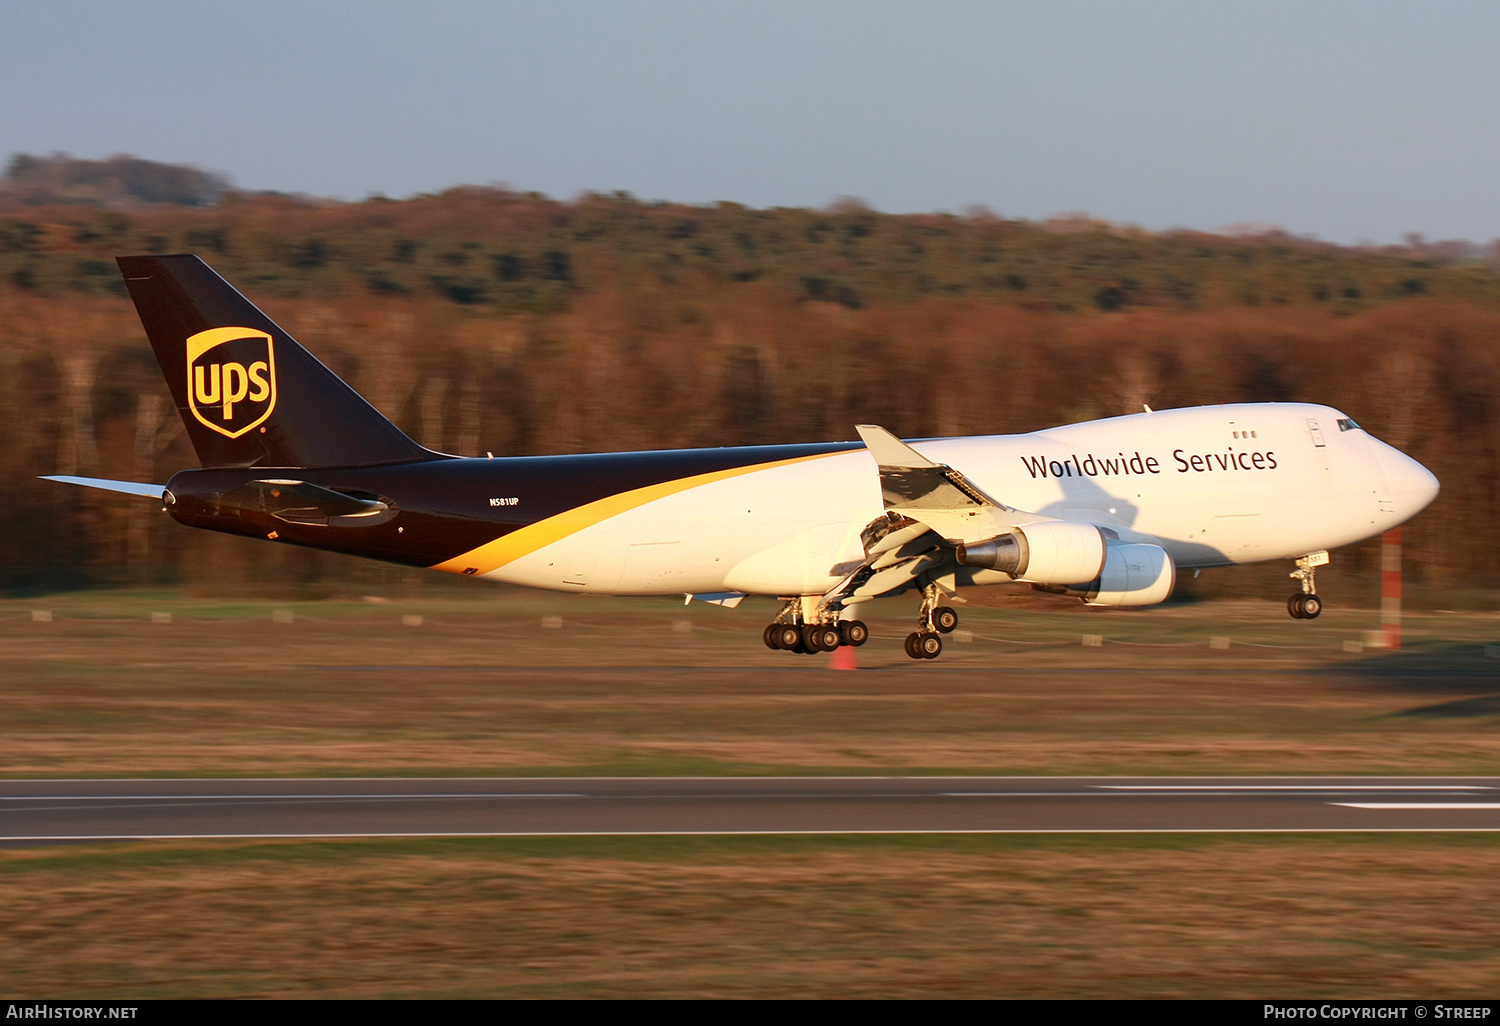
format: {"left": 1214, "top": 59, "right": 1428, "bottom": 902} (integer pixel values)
{"left": 1040, "top": 541, "right": 1177, "bottom": 607}
{"left": 954, "top": 520, "right": 1107, "bottom": 585}
{"left": 956, "top": 525, "right": 1174, "bottom": 606}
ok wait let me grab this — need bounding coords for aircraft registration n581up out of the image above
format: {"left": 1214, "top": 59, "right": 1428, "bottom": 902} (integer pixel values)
{"left": 46, "top": 255, "right": 1440, "bottom": 659}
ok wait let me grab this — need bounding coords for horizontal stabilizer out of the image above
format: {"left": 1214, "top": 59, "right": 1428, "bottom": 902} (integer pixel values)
{"left": 41, "top": 475, "right": 165, "bottom": 499}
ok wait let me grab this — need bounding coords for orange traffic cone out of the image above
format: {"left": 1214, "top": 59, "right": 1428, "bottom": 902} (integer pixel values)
{"left": 829, "top": 644, "right": 858, "bottom": 670}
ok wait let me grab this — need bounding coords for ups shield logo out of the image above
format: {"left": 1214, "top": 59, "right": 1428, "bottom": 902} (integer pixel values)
{"left": 186, "top": 327, "right": 277, "bottom": 438}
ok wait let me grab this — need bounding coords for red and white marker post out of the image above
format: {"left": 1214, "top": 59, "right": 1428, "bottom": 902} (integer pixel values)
{"left": 1381, "top": 528, "right": 1402, "bottom": 650}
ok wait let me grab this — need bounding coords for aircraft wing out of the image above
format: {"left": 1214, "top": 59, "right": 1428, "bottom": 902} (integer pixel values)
{"left": 855, "top": 424, "right": 1040, "bottom": 544}
{"left": 809, "top": 426, "right": 1047, "bottom": 616}
{"left": 822, "top": 515, "right": 947, "bottom": 608}
{"left": 41, "top": 476, "right": 165, "bottom": 499}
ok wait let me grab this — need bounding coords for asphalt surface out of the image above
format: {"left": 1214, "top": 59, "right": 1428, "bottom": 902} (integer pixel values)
{"left": 4, "top": 777, "right": 1500, "bottom": 842}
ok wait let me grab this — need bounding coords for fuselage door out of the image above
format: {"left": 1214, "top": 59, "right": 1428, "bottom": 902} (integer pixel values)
{"left": 1306, "top": 417, "right": 1330, "bottom": 472}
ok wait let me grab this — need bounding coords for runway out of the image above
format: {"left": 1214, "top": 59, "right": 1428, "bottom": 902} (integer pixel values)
{"left": 4, "top": 777, "right": 1500, "bottom": 842}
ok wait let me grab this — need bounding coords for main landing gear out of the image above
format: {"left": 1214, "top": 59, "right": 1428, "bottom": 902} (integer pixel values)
{"left": 762, "top": 584, "right": 958, "bottom": 660}
{"left": 904, "top": 583, "right": 959, "bottom": 660}
{"left": 1287, "top": 551, "right": 1328, "bottom": 619}
{"left": 763, "top": 599, "right": 868, "bottom": 655}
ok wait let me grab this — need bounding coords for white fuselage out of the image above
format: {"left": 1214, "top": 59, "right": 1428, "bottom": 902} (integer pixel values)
{"left": 485, "top": 403, "right": 1439, "bottom": 598}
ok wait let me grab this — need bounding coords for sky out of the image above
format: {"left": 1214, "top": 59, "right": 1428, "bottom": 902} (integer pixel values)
{"left": 2, "top": 0, "right": 1497, "bottom": 244}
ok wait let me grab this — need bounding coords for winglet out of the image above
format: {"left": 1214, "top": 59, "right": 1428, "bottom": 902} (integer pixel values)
{"left": 856, "top": 424, "right": 940, "bottom": 469}
{"left": 853, "top": 424, "right": 1035, "bottom": 543}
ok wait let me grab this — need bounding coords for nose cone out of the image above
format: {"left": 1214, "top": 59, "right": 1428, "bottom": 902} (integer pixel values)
{"left": 1372, "top": 439, "right": 1440, "bottom": 521}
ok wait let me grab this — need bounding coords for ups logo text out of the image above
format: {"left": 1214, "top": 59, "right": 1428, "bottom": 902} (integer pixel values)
{"left": 186, "top": 327, "right": 277, "bottom": 438}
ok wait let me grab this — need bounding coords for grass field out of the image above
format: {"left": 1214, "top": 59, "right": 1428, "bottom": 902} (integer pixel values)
{"left": 4, "top": 588, "right": 1500, "bottom": 996}
{"left": 6, "top": 834, "right": 1500, "bottom": 998}
{"left": 4, "top": 589, "right": 1500, "bottom": 777}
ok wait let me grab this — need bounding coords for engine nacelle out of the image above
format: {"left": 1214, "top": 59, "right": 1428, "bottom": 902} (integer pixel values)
{"left": 1041, "top": 542, "right": 1176, "bottom": 607}
{"left": 955, "top": 520, "right": 1107, "bottom": 585}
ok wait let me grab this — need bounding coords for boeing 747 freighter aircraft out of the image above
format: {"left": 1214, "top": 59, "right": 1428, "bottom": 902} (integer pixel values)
{"left": 45, "top": 256, "right": 1440, "bottom": 659}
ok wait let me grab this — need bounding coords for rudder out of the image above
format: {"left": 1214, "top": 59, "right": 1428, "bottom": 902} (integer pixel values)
{"left": 118, "top": 254, "right": 432, "bottom": 468}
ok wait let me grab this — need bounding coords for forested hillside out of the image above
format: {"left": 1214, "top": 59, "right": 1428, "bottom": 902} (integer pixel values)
{"left": 5, "top": 155, "right": 1498, "bottom": 594}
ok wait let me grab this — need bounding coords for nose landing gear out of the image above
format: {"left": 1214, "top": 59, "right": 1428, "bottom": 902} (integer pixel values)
{"left": 1287, "top": 551, "right": 1329, "bottom": 619}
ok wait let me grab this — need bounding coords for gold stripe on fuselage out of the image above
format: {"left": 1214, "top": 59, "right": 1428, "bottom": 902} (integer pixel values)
{"left": 430, "top": 451, "right": 839, "bottom": 576}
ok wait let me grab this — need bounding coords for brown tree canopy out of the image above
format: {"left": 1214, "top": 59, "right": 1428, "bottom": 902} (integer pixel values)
{"left": 3, "top": 167, "right": 1496, "bottom": 595}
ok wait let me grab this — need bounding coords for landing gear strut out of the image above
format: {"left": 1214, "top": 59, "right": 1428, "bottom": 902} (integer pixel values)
{"left": 1287, "top": 551, "right": 1328, "bottom": 619}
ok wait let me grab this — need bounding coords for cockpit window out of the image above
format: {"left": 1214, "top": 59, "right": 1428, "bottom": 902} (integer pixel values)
{"left": 1336, "top": 418, "right": 1361, "bottom": 432}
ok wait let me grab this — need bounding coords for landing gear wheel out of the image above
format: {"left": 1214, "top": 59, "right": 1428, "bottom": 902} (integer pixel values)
{"left": 1287, "top": 594, "right": 1323, "bottom": 620}
{"left": 801, "top": 624, "right": 824, "bottom": 652}
{"left": 764, "top": 624, "right": 781, "bottom": 649}
{"left": 774, "top": 625, "right": 803, "bottom": 650}
{"left": 933, "top": 606, "right": 959, "bottom": 633}
{"left": 805, "top": 624, "right": 842, "bottom": 652}
{"left": 840, "top": 620, "right": 869, "bottom": 647}
{"left": 906, "top": 631, "right": 942, "bottom": 660}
